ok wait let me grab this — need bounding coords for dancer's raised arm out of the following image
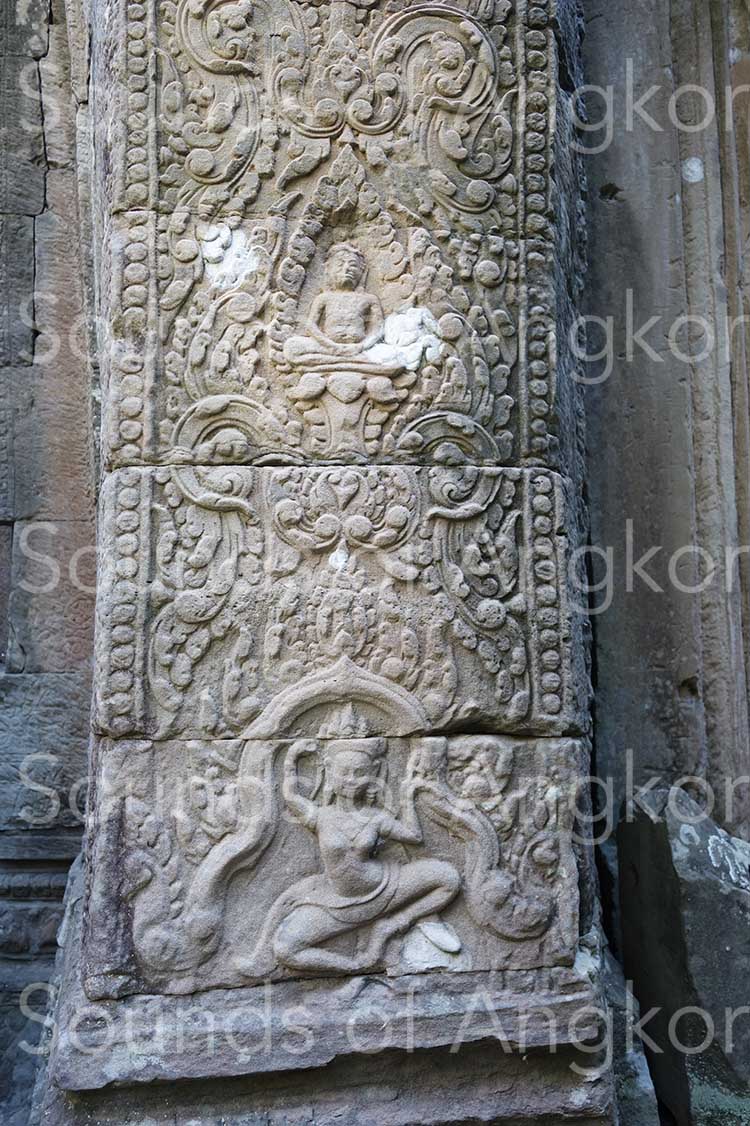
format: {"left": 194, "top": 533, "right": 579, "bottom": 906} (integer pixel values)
{"left": 282, "top": 741, "right": 320, "bottom": 830}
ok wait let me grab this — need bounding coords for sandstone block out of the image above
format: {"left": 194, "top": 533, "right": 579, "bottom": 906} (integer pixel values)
{"left": 0, "top": 522, "right": 10, "bottom": 664}
{"left": 90, "top": 0, "right": 576, "bottom": 472}
{"left": 0, "top": 672, "right": 90, "bottom": 834}
{"left": 84, "top": 733, "right": 588, "bottom": 1000}
{"left": 10, "top": 370, "right": 94, "bottom": 522}
{"left": 45, "top": 868, "right": 617, "bottom": 1125}
{"left": 100, "top": 216, "right": 567, "bottom": 470}
{"left": 0, "top": 0, "right": 49, "bottom": 59}
{"left": 619, "top": 789, "right": 750, "bottom": 1124}
{"left": 92, "top": 465, "right": 588, "bottom": 741}
{"left": 6, "top": 519, "right": 95, "bottom": 673}
{"left": 0, "top": 54, "right": 45, "bottom": 215}
{"left": 0, "top": 215, "right": 35, "bottom": 366}
{"left": 0, "top": 367, "right": 14, "bottom": 520}
{"left": 33, "top": 172, "right": 87, "bottom": 361}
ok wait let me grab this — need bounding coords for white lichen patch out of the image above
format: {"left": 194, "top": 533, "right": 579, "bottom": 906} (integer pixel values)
{"left": 673, "top": 808, "right": 750, "bottom": 891}
{"left": 681, "top": 157, "right": 705, "bottom": 184}
{"left": 328, "top": 541, "right": 350, "bottom": 571}
{"left": 707, "top": 832, "right": 750, "bottom": 891}
{"left": 364, "top": 307, "right": 442, "bottom": 371}
{"left": 201, "top": 225, "right": 261, "bottom": 289}
{"left": 573, "top": 946, "right": 599, "bottom": 982}
{"left": 400, "top": 918, "right": 468, "bottom": 972}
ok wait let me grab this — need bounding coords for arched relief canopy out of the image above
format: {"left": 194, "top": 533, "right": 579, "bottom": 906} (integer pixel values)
{"left": 245, "top": 653, "right": 430, "bottom": 738}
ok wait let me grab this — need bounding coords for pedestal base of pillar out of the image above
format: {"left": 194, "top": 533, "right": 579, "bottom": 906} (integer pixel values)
{"left": 40, "top": 1057, "right": 616, "bottom": 1126}
{"left": 34, "top": 867, "right": 616, "bottom": 1125}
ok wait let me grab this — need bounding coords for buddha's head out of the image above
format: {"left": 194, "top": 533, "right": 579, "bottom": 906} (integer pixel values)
{"left": 326, "top": 243, "right": 366, "bottom": 291}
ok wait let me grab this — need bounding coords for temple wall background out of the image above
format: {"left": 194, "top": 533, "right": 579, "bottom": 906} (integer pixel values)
{"left": 585, "top": 0, "right": 750, "bottom": 870}
{"left": 1, "top": 0, "right": 95, "bottom": 1120}
{"left": 0, "top": 0, "right": 749, "bottom": 1123}
{"left": 583, "top": 4, "right": 750, "bottom": 1119}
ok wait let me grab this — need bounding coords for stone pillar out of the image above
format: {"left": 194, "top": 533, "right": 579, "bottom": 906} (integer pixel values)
{"left": 39, "top": 1, "right": 615, "bottom": 1121}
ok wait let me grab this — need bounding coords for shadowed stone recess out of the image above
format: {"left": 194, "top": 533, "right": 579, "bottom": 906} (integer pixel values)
{"left": 619, "top": 790, "right": 750, "bottom": 1125}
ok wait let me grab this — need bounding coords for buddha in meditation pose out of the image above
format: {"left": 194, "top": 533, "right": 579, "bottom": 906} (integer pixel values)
{"left": 284, "top": 243, "right": 393, "bottom": 377}
{"left": 283, "top": 243, "right": 441, "bottom": 455}
{"left": 250, "top": 737, "right": 461, "bottom": 975}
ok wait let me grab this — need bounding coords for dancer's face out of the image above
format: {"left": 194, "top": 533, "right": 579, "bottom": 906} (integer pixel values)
{"left": 331, "top": 751, "right": 376, "bottom": 803}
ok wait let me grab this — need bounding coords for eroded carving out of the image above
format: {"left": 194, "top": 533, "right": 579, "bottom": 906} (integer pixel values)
{"left": 283, "top": 241, "right": 441, "bottom": 458}
{"left": 156, "top": 0, "right": 516, "bottom": 217}
{"left": 85, "top": 731, "right": 584, "bottom": 997}
{"left": 84, "top": 0, "right": 592, "bottom": 1044}
{"left": 94, "top": 464, "right": 580, "bottom": 741}
{"left": 242, "top": 732, "right": 461, "bottom": 976}
{"left": 100, "top": 0, "right": 567, "bottom": 467}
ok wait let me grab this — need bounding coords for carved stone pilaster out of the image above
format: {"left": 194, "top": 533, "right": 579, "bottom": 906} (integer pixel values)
{"left": 39, "top": 1, "right": 615, "bottom": 1121}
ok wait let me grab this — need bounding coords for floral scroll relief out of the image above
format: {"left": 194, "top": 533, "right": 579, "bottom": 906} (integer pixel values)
{"left": 152, "top": 142, "right": 518, "bottom": 465}
{"left": 109, "top": 0, "right": 539, "bottom": 469}
{"left": 140, "top": 463, "right": 536, "bottom": 741}
{"left": 162, "top": 0, "right": 516, "bottom": 213}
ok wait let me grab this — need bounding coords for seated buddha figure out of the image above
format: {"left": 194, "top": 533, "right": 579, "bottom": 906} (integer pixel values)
{"left": 284, "top": 242, "right": 440, "bottom": 413}
{"left": 291, "top": 243, "right": 383, "bottom": 349}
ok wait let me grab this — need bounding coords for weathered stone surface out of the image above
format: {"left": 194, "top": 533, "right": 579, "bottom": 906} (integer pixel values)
{"left": 602, "top": 948, "right": 660, "bottom": 1126}
{"left": 0, "top": 3, "right": 95, "bottom": 1126}
{"left": 0, "top": 367, "right": 14, "bottom": 520}
{"left": 0, "top": 673, "right": 89, "bottom": 834}
{"left": 582, "top": 0, "right": 709, "bottom": 820}
{"left": 583, "top": 0, "right": 750, "bottom": 842}
{"left": 670, "top": 0, "right": 750, "bottom": 837}
{"left": 0, "top": 53, "right": 46, "bottom": 215}
{"left": 32, "top": 170, "right": 91, "bottom": 405}
{"left": 723, "top": 0, "right": 750, "bottom": 740}
{"left": 43, "top": 866, "right": 611, "bottom": 1115}
{"left": 0, "top": 172, "right": 94, "bottom": 523}
{"left": 92, "top": 465, "right": 588, "bottom": 741}
{"left": 10, "top": 365, "right": 95, "bottom": 522}
{"left": 83, "top": 734, "right": 588, "bottom": 999}
{"left": 0, "top": 523, "right": 10, "bottom": 663}
{"left": 41, "top": 1054, "right": 616, "bottom": 1126}
{"left": 619, "top": 789, "right": 750, "bottom": 1124}
{"left": 62, "top": 963, "right": 607, "bottom": 1089}
{"left": 6, "top": 520, "right": 95, "bottom": 673}
{"left": 0, "top": 832, "right": 82, "bottom": 862}
{"left": 0, "top": 0, "right": 49, "bottom": 59}
{"left": 90, "top": 0, "right": 577, "bottom": 472}
{"left": 0, "top": 214, "right": 35, "bottom": 366}
{"left": 38, "top": 0, "right": 79, "bottom": 173}
{"left": 1, "top": 958, "right": 56, "bottom": 1126}
{"left": 0, "top": 870, "right": 67, "bottom": 960}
